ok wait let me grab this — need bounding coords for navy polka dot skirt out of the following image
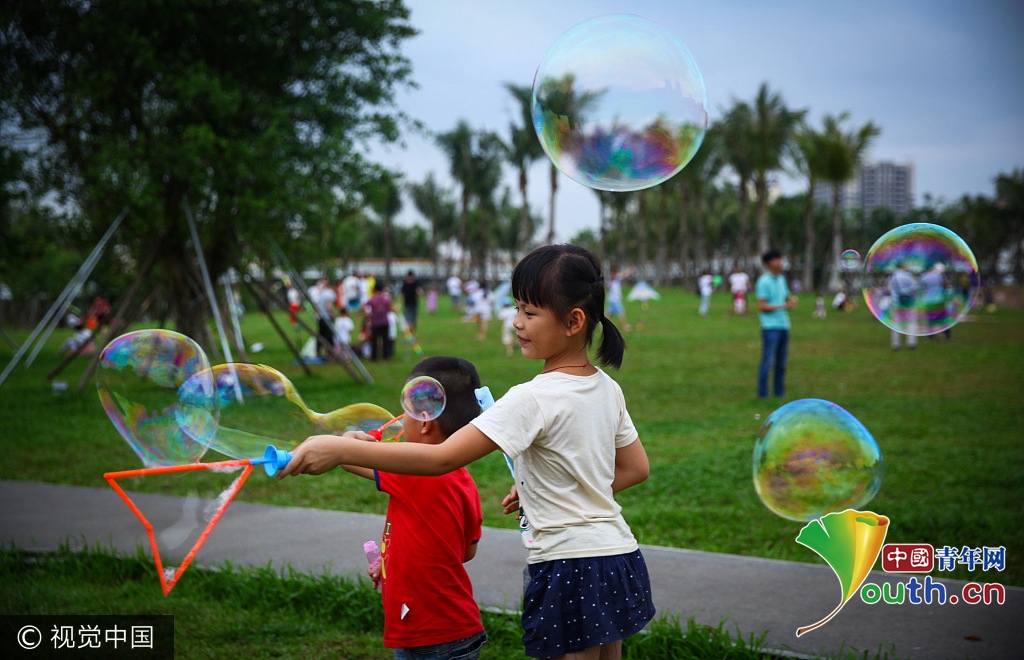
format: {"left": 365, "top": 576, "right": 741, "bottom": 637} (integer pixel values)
{"left": 522, "top": 549, "right": 655, "bottom": 658}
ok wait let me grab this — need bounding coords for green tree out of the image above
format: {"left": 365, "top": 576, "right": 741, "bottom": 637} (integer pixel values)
{"left": 408, "top": 173, "right": 456, "bottom": 281}
{"left": 436, "top": 120, "right": 476, "bottom": 265}
{"left": 1, "top": 0, "right": 416, "bottom": 345}
{"left": 749, "top": 83, "right": 806, "bottom": 256}
{"left": 675, "top": 126, "right": 724, "bottom": 273}
{"left": 468, "top": 130, "right": 506, "bottom": 282}
{"left": 818, "top": 113, "right": 880, "bottom": 291}
{"left": 721, "top": 101, "right": 757, "bottom": 269}
{"left": 532, "top": 73, "right": 601, "bottom": 244}
{"left": 792, "top": 121, "right": 830, "bottom": 291}
{"left": 503, "top": 83, "right": 544, "bottom": 255}
{"left": 367, "top": 170, "right": 403, "bottom": 285}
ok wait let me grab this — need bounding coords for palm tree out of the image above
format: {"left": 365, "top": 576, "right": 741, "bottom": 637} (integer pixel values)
{"left": 469, "top": 130, "right": 506, "bottom": 281}
{"left": 818, "top": 113, "right": 880, "bottom": 291}
{"left": 533, "top": 73, "right": 601, "bottom": 243}
{"left": 721, "top": 101, "right": 757, "bottom": 269}
{"left": 792, "top": 121, "right": 830, "bottom": 291}
{"left": 369, "top": 171, "right": 403, "bottom": 285}
{"left": 408, "top": 173, "right": 456, "bottom": 282}
{"left": 749, "top": 83, "right": 806, "bottom": 255}
{"left": 675, "top": 126, "right": 724, "bottom": 274}
{"left": 503, "top": 83, "right": 545, "bottom": 255}
{"left": 436, "top": 120, "right": 476, "bottom": 264}
{"left": 995, "top": 168, "right": 1024, "bottom": 281}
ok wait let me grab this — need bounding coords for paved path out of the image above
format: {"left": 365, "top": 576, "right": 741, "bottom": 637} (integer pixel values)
{"left": 1, "top": 480, "right": 1020, "bottom": 658}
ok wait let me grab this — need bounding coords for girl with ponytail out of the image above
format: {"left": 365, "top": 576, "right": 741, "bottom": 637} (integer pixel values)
{"left": 284, "top": 243, "right": 654, "bottom": 659}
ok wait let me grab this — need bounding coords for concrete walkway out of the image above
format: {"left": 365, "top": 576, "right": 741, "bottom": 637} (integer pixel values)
{"left": 1, "top": 480, "right": 1020, "bottom": 658}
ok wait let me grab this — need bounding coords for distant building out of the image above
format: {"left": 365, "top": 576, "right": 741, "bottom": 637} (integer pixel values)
{"left": 814, "top": 161, "right": 915, "bottom": 215}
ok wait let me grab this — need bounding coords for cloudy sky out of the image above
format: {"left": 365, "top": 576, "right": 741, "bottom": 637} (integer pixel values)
{"left": 368, "top": 0, "right": 1024, "bottom": 242}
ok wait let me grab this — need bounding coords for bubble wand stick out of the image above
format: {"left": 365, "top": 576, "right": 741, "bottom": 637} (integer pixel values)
{"left": 475, "top": 386, "right": 533, "bottom": 547}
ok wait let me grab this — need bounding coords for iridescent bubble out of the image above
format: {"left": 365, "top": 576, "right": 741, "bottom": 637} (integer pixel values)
{"left": 840, "top": 249, "right": 861, "bottom": 271}
{"left": 176, "top": 363, "right": 398, "bottom": 458}
{"left": 97, "top": 329, "right": 214, "bottom": 467}
{"left": 400, "top": 375, "right": 446, "bottom": 422}
{"left": 532, "top": 14, "right": 708, "bottom": 192}
{"left": 753, "top": 399, "right": 882, "bottom": 522}
{"left": 862, "top": 223, "right": 979, "bottom": 336}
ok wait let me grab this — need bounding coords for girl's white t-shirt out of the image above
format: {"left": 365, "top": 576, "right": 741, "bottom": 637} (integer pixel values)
{"left": 471, "top": 369, "right": 640, "bottom": 563}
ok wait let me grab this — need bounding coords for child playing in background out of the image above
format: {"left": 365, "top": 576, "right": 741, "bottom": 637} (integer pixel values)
{"left": 333, "top": 308, "right": 355, "bottom": 351}
{"left": 334, "top": 356, "right": 486, "bottom": 659}
{"left": 498, "top": 296, "right": 517, "bottom": 356}
{"left": 282, "top": 244, "right": 655, "bottom": 659}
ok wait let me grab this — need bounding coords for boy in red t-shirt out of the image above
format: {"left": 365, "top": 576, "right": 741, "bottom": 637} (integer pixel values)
{"left": 340, "top": 356, "right": 487, "bottom": 658}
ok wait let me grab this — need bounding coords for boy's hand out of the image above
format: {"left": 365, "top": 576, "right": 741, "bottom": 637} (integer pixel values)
{"left": 343, "top": 430, "right": 378, "bottom": 443}
{"left": 501, "top": 485, "right": 520, "bottom": 516}
{"left": 277, "top": 435, "right": 345, "bottom": 477}
{"left": 367, "top": 560, "right": 382, "bottom": 589}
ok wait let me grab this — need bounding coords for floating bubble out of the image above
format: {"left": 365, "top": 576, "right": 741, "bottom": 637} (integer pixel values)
{"left": 753, "top": 399, "right": 882, "bottom": 522}
{"left": 862, "top": 223, "right": 978, "bottom": 336}
{"left": 97, "top": 329, "right": 214, "bottom": 467}
{"left": 532, "top": 14, "right": 707, "bottom": 192}
{"left": 840, "top": 249, "right": 861, "bottom": 271}
{"left": 400, "top": 375, "right": 446, "bottom": 422}
{"left": 176, "top": 363, "right": 399, "bottom": 458}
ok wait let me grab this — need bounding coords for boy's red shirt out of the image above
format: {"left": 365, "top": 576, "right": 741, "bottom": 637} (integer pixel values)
{"left": 375, "top": 468, "right": 484, "bottom": 648}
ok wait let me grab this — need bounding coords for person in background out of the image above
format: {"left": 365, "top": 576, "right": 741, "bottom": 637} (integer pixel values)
{"left": 334, "top": 308, "right": 355, "bottom": 353}
{"left": 888, "top": 261, "right": 919, "bottom": 350}
{"left": 756, "top": 249, "right": 797, "bottom": 398}
{"left": 697, "top": 271, "right": 714, "bottom": 317}
{"left": 364, "top": 282, "right": 392, "bottom": 362}
{"left": 400, "top": 270, "right": 423, "bottom": 334}
{"left": 728, "top": 265, "right": 750, "bottom": 315}
{"left": 498, "top": 296, "right": 517, "bottom": 357}
{"left": 307, "top": 277, "right": 336, "bottom": 358}
{"left": 606, "top": 265, "right": 633, "bottom": 331}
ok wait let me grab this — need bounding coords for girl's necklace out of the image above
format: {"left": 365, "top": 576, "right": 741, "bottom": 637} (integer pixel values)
{"left": 541, "top": 362, "right": 591, "bottom": 375}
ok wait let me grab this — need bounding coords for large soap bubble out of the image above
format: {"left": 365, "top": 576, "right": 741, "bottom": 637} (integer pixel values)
{"left": 862, "top": 223, "right": 978, "bottom": 336}
{"left": 97, "top": 329, "right": 214, "bottom": 467}
{"left": 176, "top": 363, "right": 400, "bottom": 459}
{"left": 753, "top": 399, "right": 882, "bottom": 522}
{"left": 532, "top": 14, "right": 707, "bottom": 192}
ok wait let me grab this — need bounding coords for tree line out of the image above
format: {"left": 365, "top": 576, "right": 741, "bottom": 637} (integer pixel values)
{"left": 2, "top": 1, "right": 1022, "bottom": 340}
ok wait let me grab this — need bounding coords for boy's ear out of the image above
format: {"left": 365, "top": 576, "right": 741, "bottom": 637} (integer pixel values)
{"left": 565, "top": 307, "right": 586, "bottom": 337}
{"left": 419, "top": 418, "right": 442, "bottom": 442}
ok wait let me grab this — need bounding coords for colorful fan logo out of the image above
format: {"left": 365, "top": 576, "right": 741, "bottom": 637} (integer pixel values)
{"left": 794, "top": 509, "right": 889, "bottom": 636}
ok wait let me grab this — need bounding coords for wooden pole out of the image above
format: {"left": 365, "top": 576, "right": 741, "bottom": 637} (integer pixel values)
{"left": 73, "top": 251, "right": 158, "bottom": 392}
{"left": 242, "top": 277, "right": 311, "bottom": 376}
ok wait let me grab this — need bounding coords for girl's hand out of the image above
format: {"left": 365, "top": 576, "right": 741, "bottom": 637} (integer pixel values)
{"left": 276, "top": 435, "right": 346, "bottom": 477}
{"left": 501, "top": 485, "right": 520, "bottom": 516}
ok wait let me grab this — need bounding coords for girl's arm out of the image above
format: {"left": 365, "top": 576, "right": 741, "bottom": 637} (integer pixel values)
{"left": 612, "top": 437, "right": 650, "bottom": 493}
{"left": 278, "top": 424, "right": 500, "bottom": 478}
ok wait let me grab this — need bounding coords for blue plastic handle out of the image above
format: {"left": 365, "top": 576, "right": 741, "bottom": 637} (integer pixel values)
{"left": 251, "top": 445, "right": 293, "bottom": 476}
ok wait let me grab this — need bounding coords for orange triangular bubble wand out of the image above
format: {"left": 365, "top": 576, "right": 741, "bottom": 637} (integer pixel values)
{"left": 794, "top": 509, "right": 889, "bottom": 636}
{"left": 104, "top": 458, "right": 255, "bottom": 595}
{"left": 104, "top": 444, "right": 297, "bottom": 595}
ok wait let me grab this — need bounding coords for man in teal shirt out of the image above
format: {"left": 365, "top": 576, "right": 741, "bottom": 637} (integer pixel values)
{"left": 756, "top": 249, "right": 797, "bottom": 398}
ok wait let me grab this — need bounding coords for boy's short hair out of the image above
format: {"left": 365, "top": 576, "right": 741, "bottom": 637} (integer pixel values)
{"left": 408, "top": 356, "right": 482, "bottom": 438}
{"left": 762, "top": 249, "right": 783, "bottom": 264}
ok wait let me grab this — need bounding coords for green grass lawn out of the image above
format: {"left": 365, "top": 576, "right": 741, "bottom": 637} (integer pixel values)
{"left": 2, "top": 288, "right": 1022, "bottom": 587}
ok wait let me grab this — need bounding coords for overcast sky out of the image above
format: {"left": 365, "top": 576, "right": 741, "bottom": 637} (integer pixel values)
{"left": 368, "top": 0, "right": 1024, "bottom": 242}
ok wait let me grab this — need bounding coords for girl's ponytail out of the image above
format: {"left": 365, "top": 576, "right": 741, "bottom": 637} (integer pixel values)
{"left": 596, "top": 314, "right": 626, "bottom": 369}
